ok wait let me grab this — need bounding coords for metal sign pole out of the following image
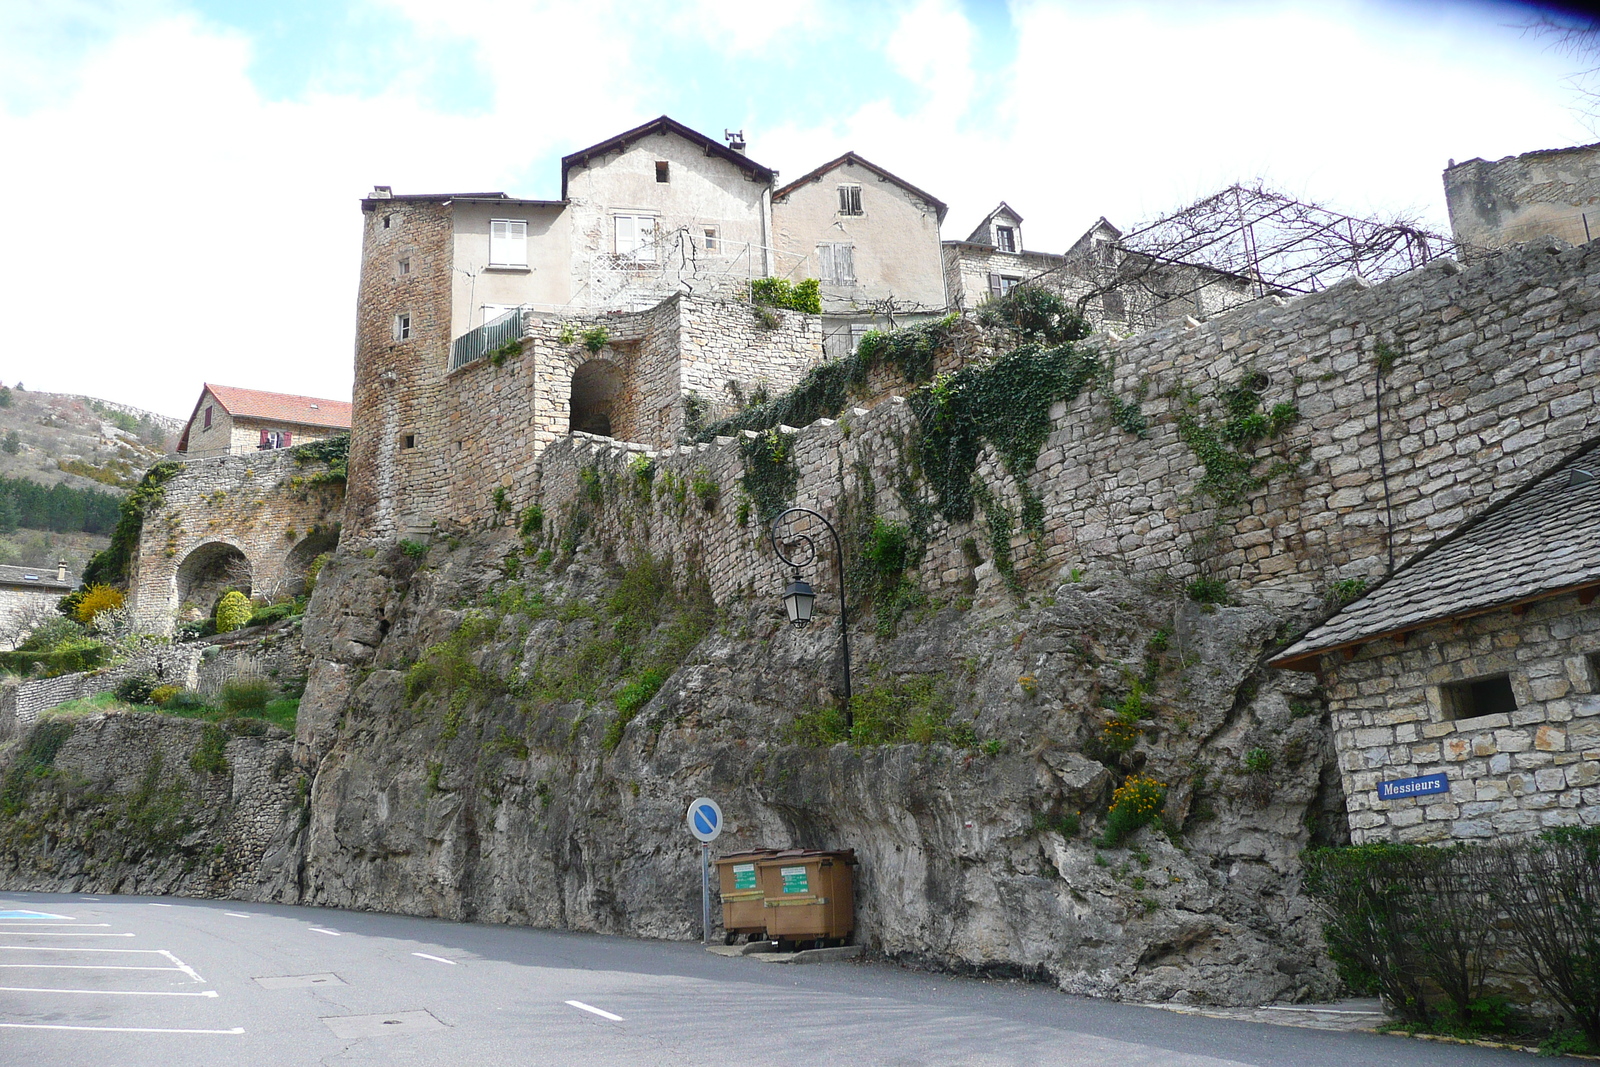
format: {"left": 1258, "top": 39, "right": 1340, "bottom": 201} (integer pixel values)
{"left": 701, "top": 843, "right": 711, "bottom": 946}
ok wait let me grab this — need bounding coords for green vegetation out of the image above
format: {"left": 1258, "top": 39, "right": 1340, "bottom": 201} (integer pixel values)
{"left": 0, "top": 473, "right": 123, "bottom": 536}
{"left": 293, "top": 434, "right": 349, "bottom": 485}
{"left": 582, "top": 326, "right": 610, "bottom": 353}
{"left": 1098, "top": 774, "right": 1166, "bottom": 847}
{"left": 1176, "top": 378, "right": 1299, "bottom": 511}
{"left": 81, "top": 460, "right": 183, "bottom": 587}
{"left": 189, "top": 723, "right": 229, "bottom": 775}
{"left": 57, "top": 456, "right": 141, "bottom": 488}
{"left": 519, "top": 504, "right": 544, "bottom": 536}
{"left": 1185, "top": 576, "right": 1229, "bottom": 605}
{"left": 1033, "top": 810, "right": 1081, "bottom": 838}
{"left": 214, "top": 590, "right": 252, "bottom": 633}
{"left": 738, "top": 429, "right": 798, "bottom": 525}
{"left": 1, "top": 430, "right": 17, "bottom": 454}
{"left": 1243, "top": 747, "right": 1274, "bottom": 774}
{"left": 399, "top": 539, "right": 429, "bottom": 559}
{"left": 785, "top": 676, "right": 977, "bottom": 748}
{"left": 221, "top": 678, "right": 271, "bottom": 714}
{"left": 1304, "top": 832, "right": 1600, "bottom": 1047}
{"left": 0, "top": 720, "right": 73, "bottom": 814}
{"left": 750, "top": 277, "right": 822, "bottom": 314}
{"left": 975, "top": 284, "right": 1088, "bottom": 346}
{"left": 1329, "top": 577, "right": 1368, "bottom": 606}
{"left": 852, "top": 516, "right": 925, "bottom": 637}
{"left": 0, "top": 618, "right": 106, "bottom": 677}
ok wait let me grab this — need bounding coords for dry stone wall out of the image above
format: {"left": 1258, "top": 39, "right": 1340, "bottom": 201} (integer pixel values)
{"left": 128, "top": 447, "right": 344, "bottom": 635}
{"left": 534, "top": 240, "right": 1600, "bottom": 617}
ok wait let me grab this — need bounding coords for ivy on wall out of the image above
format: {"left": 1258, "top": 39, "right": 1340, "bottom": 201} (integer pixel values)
{"left": 739, "top": 429, "right": 798, "bottom": 526}
{"left": 81, "top": 461, "right": 185, "bottom": 588}
{"left": 1175, "top": 378, "right": 1300, "bottom": 511}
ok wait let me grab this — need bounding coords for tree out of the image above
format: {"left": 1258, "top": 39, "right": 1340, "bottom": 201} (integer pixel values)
{"left": 1524, "top": 14, "right": 1600, "bottom": 130}
{"left": 2, "top": 430, "right": 19, "bottom": 454}
{"left": 0, "top": 386, "right": 11, "bottom": 407}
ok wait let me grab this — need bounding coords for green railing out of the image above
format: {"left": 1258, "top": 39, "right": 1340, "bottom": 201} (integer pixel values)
{"left": 450, "top": 308, "right": 524, "bottom": 371}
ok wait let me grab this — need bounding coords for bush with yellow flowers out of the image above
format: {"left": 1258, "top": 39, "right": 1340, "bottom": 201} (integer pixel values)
{"left": 72, "top": 583, "right": 125, "bottom": 626}
{"left": 1098, "top": 774, "right": 1166, "bottom": 847}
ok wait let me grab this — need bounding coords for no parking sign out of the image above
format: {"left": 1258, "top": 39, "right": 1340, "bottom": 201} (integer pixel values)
{"left": 687, "top": 797, "right": 723, "bottom": 944}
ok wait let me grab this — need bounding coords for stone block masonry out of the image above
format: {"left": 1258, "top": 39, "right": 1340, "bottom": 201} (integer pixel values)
{"left": 128, "top": 446, "right": 344, "bottom": 635}
{"left": 533, "top": 239, "right": 1600, "bottom": 619}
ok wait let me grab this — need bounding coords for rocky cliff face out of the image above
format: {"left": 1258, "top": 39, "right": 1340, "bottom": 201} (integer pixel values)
{"left": 276, "top": 527, "right": 1347, "bottom": 1005}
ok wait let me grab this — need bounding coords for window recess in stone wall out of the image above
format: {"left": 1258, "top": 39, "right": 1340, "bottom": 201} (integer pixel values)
{"left": 1440, "top": 673, "right": 1518, "bottom": 721}
{"left": 995, "top": 225, "right": 1016, "bottom": 252}
{"left": 1587, "top": 651, "right": 1600, "bottom": 691}
{"left": 818, "top": 243, "right": 855, "bottom": 285}
{"left": 656, "top": 161, "right": 670, "bottom": 183}
{"left": 395, "top": 313, "right": 412, "bottom": 341}
{"left": 838, "top": 184, "right": 862, "bottom": 215}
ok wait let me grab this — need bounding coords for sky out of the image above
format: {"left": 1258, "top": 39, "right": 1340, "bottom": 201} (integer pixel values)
{"left": 0, "top": 0, "right": 1593, "bottom": 418}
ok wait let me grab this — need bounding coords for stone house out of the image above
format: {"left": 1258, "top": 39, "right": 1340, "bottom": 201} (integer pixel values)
{"left": 770, "top": 151, "right": 949, "bottom": 359}
{"left": 1445, "top": 141, "right": 1600, "bottom": 253}
{"left": 0, "top": 562, "right": 71, "bottom": 650}
{"left": 1273, "top": 440, "right": 1600, "bottom": 843}
{"left": 175, "top": 384, "right": 352, "bottom": 459}
{"left": 942, "top": 203, "right": 1070, "bottom": 311}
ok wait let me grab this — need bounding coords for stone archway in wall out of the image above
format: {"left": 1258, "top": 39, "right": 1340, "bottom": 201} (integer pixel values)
{"left": 174, "top": 541, "right": 252, "bottom": 624}
{"left": 282, "top": 527, "right": 340, "bottom": 597}
{"left": 569, "top": 359, "right": 627, "bottom": 439}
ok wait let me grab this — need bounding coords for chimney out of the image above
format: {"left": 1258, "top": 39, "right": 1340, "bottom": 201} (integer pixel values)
{"left": 724, "top": 129, "right": 747, "bottom": 155}
{"left": 57, "top": 560, "right": 67, "bottom": 582}
{"left": 371, "top": 185, "right": 393, "bottom": 199}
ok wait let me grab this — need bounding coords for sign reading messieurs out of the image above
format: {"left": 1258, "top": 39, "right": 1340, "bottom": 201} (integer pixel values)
{"left": 1377, "top": 772, "right": 1450, "bottom": 801}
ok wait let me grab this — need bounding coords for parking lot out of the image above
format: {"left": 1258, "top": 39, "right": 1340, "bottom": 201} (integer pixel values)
{"left": 0, "top": 891, "right": 1540, "bottom": 1066}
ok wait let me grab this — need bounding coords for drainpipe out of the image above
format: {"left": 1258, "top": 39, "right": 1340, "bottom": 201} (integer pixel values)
{"left": 761, "top": 184, "right": 775, "bottom": 278}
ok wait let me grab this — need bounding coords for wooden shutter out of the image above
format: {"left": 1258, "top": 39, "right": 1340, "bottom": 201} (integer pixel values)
{"left": 988, "top": 273, "right": 1003, "bottom": 297}
{"left": 615, "top": 215, "right": 635, "bottom": 255}
{"left": 259, "top": 429, "right": 269, "bottom": 447}
{"left": 816, "top": 244, "right": 834, "bottom": 284}
{"left": 837, "top": 244, "right": 855, "bottom": 283}
{"left": 204, "top": 406, "right": 212, "bottom": 429}
{"left": 636, "top": 217, "right": 657, "bottom": 263}
{"left": 838, "top": 186, "right": 849, "bottom": 213}
{"left": 282, "top": 432, "right": 292, "bottom": 447}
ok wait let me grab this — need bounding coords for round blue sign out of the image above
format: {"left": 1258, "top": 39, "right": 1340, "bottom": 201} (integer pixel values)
{"left": 686, "top": 797, "right": 723, "bottom": 842}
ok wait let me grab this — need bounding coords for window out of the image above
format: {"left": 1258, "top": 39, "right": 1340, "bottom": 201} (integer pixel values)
{"left": 395, "top": 313, "right": 412, "bottom": 341}
{"left": 1096, "top": 239, "right": 1116, "bottom": 266}
{"left": 817, "top": 243, "right": 855, "bottom": 285}
{"left": 203, "top": 405, "right": 212, "bottom": 430}
{"left": 850, "top": 323, "right": 872, "bottom": 352}
{"left": 655, "top": 161, "right": 670, "bottom": 183}
{"left": 382, "top": 214, "right": 393, "bottom": 229}
{"left": 480, "top": 304, "right": 519, "bottom": 325}
{"left": 702, "top": 227, "right": 720, "bottom": 253}
{"left": 1587, "top": 652, "right": 1600, "bottom": 691}
{"left": 1102, "top": 289, "right": 1126, "bottom": 319}
{"left": 489, "top": 219, "right": 528, "bottom": 267}
{"left": 1440, "top": 674, "right": 1518, "bottom": 721}
{"left": 259, "top": 429, "right": 291, "bottom": 450}
{"left": 838, "top": 185, "right": 863, "bottom": 215}
{"left": 403, "top": 434, "right": 417, "bottom": 449}
{"left": 615, "top": 215, "right": 659, "bottom": 262}
{"left": 987, "top": 273, "right": 1021, "bottom": 298}
{"left": 397, "top": 257, "right": 410, "bottom": 276}
{"left": 995, "top": 225, "right": 1016, "bottom": 252}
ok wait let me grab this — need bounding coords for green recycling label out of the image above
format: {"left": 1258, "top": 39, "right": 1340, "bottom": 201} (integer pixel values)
{"left": 732, "top": 863, "right": 756, "bottom": 890}
{"left": 780, "top": 866, "right": 809, "bottom": 894}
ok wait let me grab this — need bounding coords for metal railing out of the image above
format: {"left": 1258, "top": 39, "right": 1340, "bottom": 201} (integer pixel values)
{"left": 449, "top": 307, "right": 525, "bottom": 372}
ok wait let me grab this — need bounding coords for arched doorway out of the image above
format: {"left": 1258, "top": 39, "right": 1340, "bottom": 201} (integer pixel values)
{"left": 283, "top": 527, "right": 340, "bottom": 597}
{"left": 175, "top": 541, "right": 252, "bottom": 623}
{"left": 569, "top": 359, "right": 626, "bottom": 438}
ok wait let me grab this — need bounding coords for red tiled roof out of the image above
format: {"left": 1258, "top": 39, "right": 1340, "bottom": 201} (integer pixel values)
{"left": 203, "top": 384, "right": 351, "bottom": 429}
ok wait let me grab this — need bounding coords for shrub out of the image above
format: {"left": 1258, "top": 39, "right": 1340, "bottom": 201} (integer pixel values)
{"left": 519, "top": 505, "right": 544, "bottom": 536}
{"left": 114, "top": 675, "right": 157, "bottom": 705}
{"left": 1185, "top": 576, "right": 1229, "bottom": 604}
{"left": 750, "top": 277, "right": 822, "bottom": 314}
{"left": 304, "top": 552, "right": 330, "bottom": 595}
{"left": 1098, "top": 774, "right": 1166, "bottom": 847}
{"left": 399, "top": 539, "right": 428, "bottom": 559}
{"left": 975, "top": 284, "right": 1090, "bottom": 346}
{"left": 220, "top": 679, "right": 271, "bottom": 715}
{"left": 72, "top": 584, "right": 125, "bottom": 625}
{"left": 603, "top": 667, "right": 669, "bottom": 751}
{"left": 190, "top": 723, "right": 229, "bottom": 775}
{"left": 581, "top": 325, "right": 609, "bottom": 353}
{"left": 176, "top": 619, "right": 216, "bottom": 641}
{"left": 247, "top": 601, "right": 298, "bottom": 627}
{"left": 1244, "top": 747, "right": 1274, "bottom": 774}
{"left": 163, "top": 689, "right": 209, "bottom": 712}
{"left": 149, "top": 685, "right": 181, "bottom": 707}
{"left": 1496, "top": 829, "right": 1600, "bottom": 1045}
{"left": 214, "top": 590, "right": 252, "bottom": 633}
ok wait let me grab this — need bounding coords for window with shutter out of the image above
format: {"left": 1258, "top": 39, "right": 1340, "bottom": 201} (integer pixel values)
{"left": 988, "top": 273, "right": 1003, "bottom": 297}
{"left": 995, "top": 226, "right": 1016, "bottom": 252}
{"left": 838, "top": 185, "right": 863, "bottom": 215}
{"left": 615, "top": 216, "right": 658, "bottom": 262}
{"left": 204, "top": 406, "right": 212, "bottom": 430}
{"left": 259, "top": 429, "right": 269, "bottom": 448}
{"left": 282, "top": 432, "right": 292, "bottom": 447}
{"left": 489, "top": 219, "right": 528, "bottom": 267}
{"left": 817, "top": 243, "right": 855, "bottom": 284}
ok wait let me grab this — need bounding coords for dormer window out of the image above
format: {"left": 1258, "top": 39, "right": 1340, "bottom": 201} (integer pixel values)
{"left": 838, "top": 185, "right": 863, "bottom": 216}
{"left": 995, "top": 225, "right": 1016, "bottom": 252}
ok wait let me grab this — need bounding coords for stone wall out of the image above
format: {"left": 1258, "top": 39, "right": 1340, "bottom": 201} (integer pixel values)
{"left": 534, "top": 240, "right": 1600, "bottom": 619}
{"left": 128, "top": 446, "right": 344, "bottom": 635}
{"left": 1323, "top": 590, "right": 1600, "bottom": 843}
{"left": 1446, "top": 143, "right": 1600, "bottom": 252}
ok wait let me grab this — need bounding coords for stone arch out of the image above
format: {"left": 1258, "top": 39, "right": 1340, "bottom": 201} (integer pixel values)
{"left": 174, "top": 541, "right": 252, "bottom": 623}
{"left": 282, "top": 527, "right": 341, "bottom": 597}
{"left": 569, "top": 358, "right": 627, "bottom": 438}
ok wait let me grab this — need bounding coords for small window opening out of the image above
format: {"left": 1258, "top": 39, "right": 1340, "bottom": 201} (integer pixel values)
{"left": 655, "top": 161, "right": 670, "bottom": 183}
{"left": 1440, "top": 673, "right": 1518, "bottom": 721}
{"left": 398, "top": 257, "right": 410, "bottom": 275}
{"left": 703, "top": 227, "right": 720, "bottom": 253}
{"left": 838, "top": 185, "right": 862, "bottom": 215}
{"left": 403, "top": 434, "right": 417, "bottom": 449}
{"left": 395, "top": 313, "right": 412, "bottom": 341}
{"left": 1587, "top": 651, "right": 1600, "bottom": 691}
{"left": 995, "top": 225, "right": 1016, "bottom": 252}
{"left": 1101, "top": 289, "right": 1126, "bottom": 320}
{"left": 203, "top": 405, "right": 212, "bottom": 430}
{"left": 383, "top": 214, "right": 393, "bottom": 229}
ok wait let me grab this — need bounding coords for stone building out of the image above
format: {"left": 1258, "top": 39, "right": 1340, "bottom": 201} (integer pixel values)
{"left": 127, "top": 444, "right": 345, "bottom": 635}
{"left": 0, "top": 561, "right": 71, "bottom": 650}
{"left": 771, "top": 152, "right": 948, "bottom": 358}
{"left": 1273, "top": 440, "right": 1600, "bottom": 843}
{"left": 175, "top": 384, "right": 352, "bottom": 459}
{"left": 942, "top": 203, "right": 1076, "bottom": 311}
{"left": 1445, "top": 141, "right": 1600, "bottom": 253}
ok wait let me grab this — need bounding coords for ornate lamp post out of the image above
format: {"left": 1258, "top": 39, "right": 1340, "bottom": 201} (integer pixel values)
{"left": 769, "top": 506, "right": 852, "bottom": 728}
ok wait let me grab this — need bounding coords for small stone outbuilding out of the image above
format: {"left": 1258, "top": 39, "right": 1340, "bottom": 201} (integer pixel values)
{"left": 1274, "top": 440, "right": 1600, "bottom": 843}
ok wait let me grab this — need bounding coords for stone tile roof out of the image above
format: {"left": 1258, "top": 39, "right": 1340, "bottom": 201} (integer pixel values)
{"left": 0, "top": 564, "right": 72, "bottom": 591}
{"left": 204, "top": 384, "right": 352, "bottom": 430}
{"left": 1274, "top": 439, "right": 1600, "bottom": 666}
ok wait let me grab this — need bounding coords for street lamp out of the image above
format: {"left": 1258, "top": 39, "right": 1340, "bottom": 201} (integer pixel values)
{"left": 769, "top": 507, "right": 852, "bottom": 727}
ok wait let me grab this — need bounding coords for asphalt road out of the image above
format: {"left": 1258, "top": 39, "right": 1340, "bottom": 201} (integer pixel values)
{"left": 0, "top": 890, "right": 1539, "bottom": 1066}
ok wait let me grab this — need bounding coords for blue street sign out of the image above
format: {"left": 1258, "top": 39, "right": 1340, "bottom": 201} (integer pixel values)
{"left": 686, "top": 797, "right": 723, "bottom": 843}
{"left": 1377, "top": 772, "right": 1449, "bottom": 801}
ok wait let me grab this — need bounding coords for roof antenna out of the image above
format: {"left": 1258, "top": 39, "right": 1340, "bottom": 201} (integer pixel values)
{"left": 724, "top": 129, "right": 747, "bottom": 154}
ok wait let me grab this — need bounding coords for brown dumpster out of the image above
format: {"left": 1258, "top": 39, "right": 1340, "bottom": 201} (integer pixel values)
{"left": 715, "top": 849, "right": 782, "bottom": 943}
{"left": 757, "top": 849, "right": 856, "bottom": 947}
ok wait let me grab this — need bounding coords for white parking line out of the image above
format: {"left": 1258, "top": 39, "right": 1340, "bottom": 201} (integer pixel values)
{"left": 309, "top": 928, "right": 340, "bottom": 937}
{"left": 0, "top": 986, "right": 219, "bottom": 998}
{"left": 0, "top": 1023, "right": 244, "bottom": 1034}
{"left": 0, "top": 923, "right": 107, "bottom": 928}
{"left": 159, "top": 950, "right": 205, "bottom": 983}
{"left": 565, "top": 1000, "right": 624, "bottom": 1021}
{"left": 223, "top": 913, "right": 251, "bottom": 919}
{"left": 0, "top": 932, "right": 135, "bottom": 937}
{"left": 412, "top": 952, "right": 456, "bottom": 965}
{"left": 147, "top": 903, "right": 172, "bottom": 908}
{"left": 0, "top": 965, "right": 185, "bottom": 972}
{"left": 0, "top": 947, "right": 169, "bottom": 954}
